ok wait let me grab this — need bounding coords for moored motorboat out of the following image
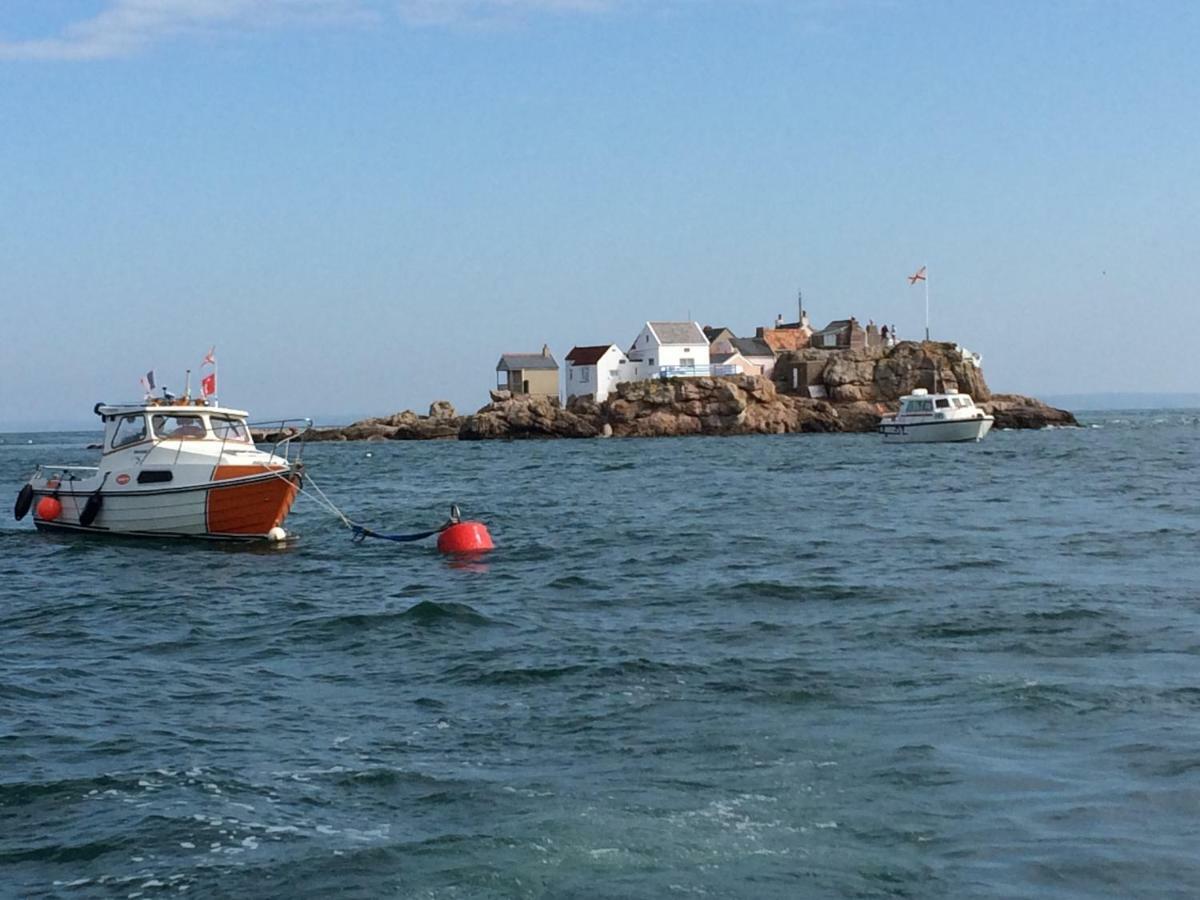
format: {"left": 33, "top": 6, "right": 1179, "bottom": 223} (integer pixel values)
{"left": 14, "top": 396, "right": 308, "bottom": 540}
{"left": 878, "top": 388, "right": 994, "bottom": 443}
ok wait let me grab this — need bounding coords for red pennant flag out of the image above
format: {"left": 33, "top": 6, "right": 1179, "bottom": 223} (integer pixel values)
{"left": 201, "top": 372, "right": 217, "bottom": 397}
{"left": 907, "top": 266, "right": 927, "bottom": 285}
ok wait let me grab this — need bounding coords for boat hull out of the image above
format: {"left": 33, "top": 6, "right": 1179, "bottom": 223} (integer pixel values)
{"left": 30, "top": 470, "right": 300, "bottom": 540}
{"left": 879, "top": 416, "right": 994, "bottom": 443}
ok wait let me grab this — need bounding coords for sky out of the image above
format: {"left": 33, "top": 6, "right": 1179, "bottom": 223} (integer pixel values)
{"left": 1, "top": 0, "right": 1197, "bottom": 428}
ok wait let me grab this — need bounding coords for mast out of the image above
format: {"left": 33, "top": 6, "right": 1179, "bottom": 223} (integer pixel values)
{"left": 924, "top": 265, "right": 930, "bottom": 341}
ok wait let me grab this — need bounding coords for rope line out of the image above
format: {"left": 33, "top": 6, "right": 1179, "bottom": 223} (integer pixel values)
{"left": 265, "top": 467, "right": 452, "bottom": 544}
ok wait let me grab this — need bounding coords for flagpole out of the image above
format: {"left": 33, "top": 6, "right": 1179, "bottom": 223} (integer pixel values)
{"left": 924, "top": 264, "right": 930, "bottom": 341}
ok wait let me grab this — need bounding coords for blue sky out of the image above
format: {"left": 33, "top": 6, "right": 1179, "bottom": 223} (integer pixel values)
{"left": 2, "top": 1, "right": 1197, "bottom": 428}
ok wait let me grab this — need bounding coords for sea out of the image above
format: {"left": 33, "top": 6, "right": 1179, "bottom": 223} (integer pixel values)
{"left": 2, "top": 410, "right": 1199, "bottom": 899}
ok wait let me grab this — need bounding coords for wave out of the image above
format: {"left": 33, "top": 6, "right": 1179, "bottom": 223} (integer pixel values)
{"left": 291, "top": 600, "right": 493, "bottom": 636}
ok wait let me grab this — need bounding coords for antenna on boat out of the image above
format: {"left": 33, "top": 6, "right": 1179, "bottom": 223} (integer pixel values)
{"left": 184, "top": 369, "right": 191, "bottom": 401}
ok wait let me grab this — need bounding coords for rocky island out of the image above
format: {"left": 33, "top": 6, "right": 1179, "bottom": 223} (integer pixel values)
{"left": 258, "top": 341, "right": 1075, "bottom": 443}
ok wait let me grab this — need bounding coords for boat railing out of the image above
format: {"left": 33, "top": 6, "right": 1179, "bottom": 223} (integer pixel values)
{"left": 33, "top": 465, "right": 101, "bottom": 482}
{"left": 247, "top": 418, "right": 313, "bottom": 463}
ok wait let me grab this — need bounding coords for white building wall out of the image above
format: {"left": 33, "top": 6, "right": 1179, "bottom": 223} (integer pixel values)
{"left": 566, "top": 346, "right": 628, "bottom": 403}
{"left": 625, "top": 323, "right": 710, "bottom": 379}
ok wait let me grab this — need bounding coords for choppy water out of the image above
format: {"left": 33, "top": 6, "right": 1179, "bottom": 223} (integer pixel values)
{"left": 2, "top": 411, "right": 1200, "bottom": 899}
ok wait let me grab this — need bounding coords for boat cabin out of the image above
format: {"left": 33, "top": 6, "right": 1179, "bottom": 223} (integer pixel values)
{"left": 898, "top": 388, "right": 976, "bottom": 417}
{"left": 99, "top": 401, "right": 253, "bottom": 454}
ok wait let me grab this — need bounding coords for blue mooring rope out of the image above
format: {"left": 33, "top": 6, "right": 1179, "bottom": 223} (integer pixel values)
{"left": 350, "top": 525, "right": 444, "bottom": 544}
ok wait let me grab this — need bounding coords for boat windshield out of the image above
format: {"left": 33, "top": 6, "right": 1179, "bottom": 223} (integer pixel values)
{"left": 152, "top": 414, "right": 207, "bottom": 440}
{"left": 211, "top": 417, "right": 251, "bottom": 443}
{"left": 903, "top": 398, "right": 934, "bottom": 414}
{"left": 111, "top": 414, "right": 148, "bottom": 449}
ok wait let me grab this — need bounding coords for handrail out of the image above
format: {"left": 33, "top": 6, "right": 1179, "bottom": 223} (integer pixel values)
{"left": 657, "top": 364, "right": 741, "bottom": 379}
{"left": 247, "top": 418, "right": 313, "bottom": 463}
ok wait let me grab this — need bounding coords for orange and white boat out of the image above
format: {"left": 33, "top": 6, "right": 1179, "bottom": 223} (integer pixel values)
{"left": 13, "top": 397, "right": 307, "bottom": 541}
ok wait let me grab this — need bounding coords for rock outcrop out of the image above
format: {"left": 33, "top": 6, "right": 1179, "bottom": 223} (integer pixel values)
{"left": 773, "top": 340, "right": 991, "bottom": 404}
{"left": 980, "top": 394, "right": 1079, "bottom": 430}
{"left": 460, "top": 394, "right": 600, "bottom": 440}
{"left": 255, "top": 342, "right": 1076, "bottom": 443}
{"left": 604, "top": 375, "right": 841, "bottom": 437}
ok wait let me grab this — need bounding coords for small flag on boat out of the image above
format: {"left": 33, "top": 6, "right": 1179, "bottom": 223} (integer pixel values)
{"left": 140, "top": 369, "right": 156, "bottom": 392}
{"left": 201, "top": 372, "right": 217, "bottom": 397}
{"left": 907, "top": 266, "right": 927, "bottom": 285}
{"left": 202, "top": 346, "right": 216, "bottom": 367}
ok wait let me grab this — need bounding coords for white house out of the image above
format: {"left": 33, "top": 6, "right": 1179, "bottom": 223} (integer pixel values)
{"left": 564, "top": 344, "right": 628, "bottom": 403}
{"left": 626, "top": 321, "right": 710, "bottom": 378}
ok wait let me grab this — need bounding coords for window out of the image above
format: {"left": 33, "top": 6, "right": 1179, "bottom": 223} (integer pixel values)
{"left": 683, "top": 348, "right": 691, "bottom": 353}
{"left": 680, "top": 357, "right": 695, "bottom": 367}
{"left": 211, "top": 417, "right": 250, "bottom": 442}
{"left": 822, "top": 334, "right": 837, "bottom": 347}
{"left": 152, "top": 414, "right": 207, "bottom": 439}
{"left": 568, "top": 369, "right": 573, "bottom": 381}
{"left": 935, "top": 398, "right": 951, "bottom": 409}
{"left": 111, "top": 415, "right": 147, "bottom": 449}
{"left": 580, "top": 368, "right": 589, "bottom": 383}
{"left": 648, "top": 357, "right": 655, "bottom": 365}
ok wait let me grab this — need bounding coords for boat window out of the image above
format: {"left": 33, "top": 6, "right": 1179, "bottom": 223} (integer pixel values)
{"left": 961, "top": 397, "right": 974, "bottom": 407}
{"left": 904, "top": 399, "right": 934, "bottom": 413}
{"left": 152, "top": 414, "right": 207, "bottom": 440}
{"left": 936, "top": 398, "right": 951, "bottom": 409}
{"left": 211, "top": 417, "right": 250, "bottom": 442}
{"left": 111, "top": 414, "right": 147, "bottom": 449}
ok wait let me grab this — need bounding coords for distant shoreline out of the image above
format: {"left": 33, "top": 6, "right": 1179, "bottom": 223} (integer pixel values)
{"left": 6, "top": 395, "right": 1200, "bottom": 436}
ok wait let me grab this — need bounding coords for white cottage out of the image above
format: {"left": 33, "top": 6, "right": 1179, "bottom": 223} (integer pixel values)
{"left": 564, "top": 344, "right": 629, "bottom": 403}
{"left": 626, "top": 321, "right": 710, "bottom": 378}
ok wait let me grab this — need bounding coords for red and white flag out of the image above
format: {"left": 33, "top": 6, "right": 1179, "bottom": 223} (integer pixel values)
{"left": 201, "top": 372, "right": 217, "bottom": 397}
{"left": 907, "top": 266, "right": 927, "bottom": 285}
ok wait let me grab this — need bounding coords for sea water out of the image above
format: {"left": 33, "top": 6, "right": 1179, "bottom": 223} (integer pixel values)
{"left": 2, "top": 411, "right": 1199, "bottom": 898}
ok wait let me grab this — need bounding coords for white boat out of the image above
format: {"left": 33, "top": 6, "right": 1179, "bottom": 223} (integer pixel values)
{"left": 878, "top": 388, "right": 994, "bottom": 443}
{"left": 13, "top": 397, "right": 308, "bottom": 541}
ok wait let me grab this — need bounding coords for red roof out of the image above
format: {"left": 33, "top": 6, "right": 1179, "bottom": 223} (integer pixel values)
{"left": 565, "top": 345, "right": 614, "bottom": 366}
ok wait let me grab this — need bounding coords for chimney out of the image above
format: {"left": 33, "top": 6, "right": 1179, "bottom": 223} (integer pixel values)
{"left": 542, "top": 343, "right": 550, "bottom": 357}
{"left": 775, "top": 313, "right": 783, "bottom": 328}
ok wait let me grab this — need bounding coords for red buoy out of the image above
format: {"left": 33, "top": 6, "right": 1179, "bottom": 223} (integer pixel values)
{"left": 437, "top": 521, "right": 494, "bottom": 554}
{"left": 36, "top": 496, "right": 63, "bottom": 521}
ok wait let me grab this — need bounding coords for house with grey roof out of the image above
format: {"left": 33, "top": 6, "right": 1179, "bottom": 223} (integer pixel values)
{"left": 811, "top": 318, "right": 867, "bottom": 351}
{"left": 496, "top": 345, "right": 559, "bottom": 400}
{"left": 730, "top": 336, "right": 778, "bottom": 377}
{"left": 626, "top": 321, "right": 711, "bottom": 379}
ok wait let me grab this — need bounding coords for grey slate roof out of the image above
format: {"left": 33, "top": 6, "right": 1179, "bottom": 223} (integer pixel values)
{"left": 649, "top": 321, "right": 707, "bottom": 345}
{"left": 731, "top": 337, "right": 775, "bottom": 358}
{"left": 813, "top": 319, "right": 853, "bottom": 336}
{"left": 497, "top": 353, "right": 558, "bottom": 371}
{"left": 703, "top": 325, "right": 734, "bottom": 343}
